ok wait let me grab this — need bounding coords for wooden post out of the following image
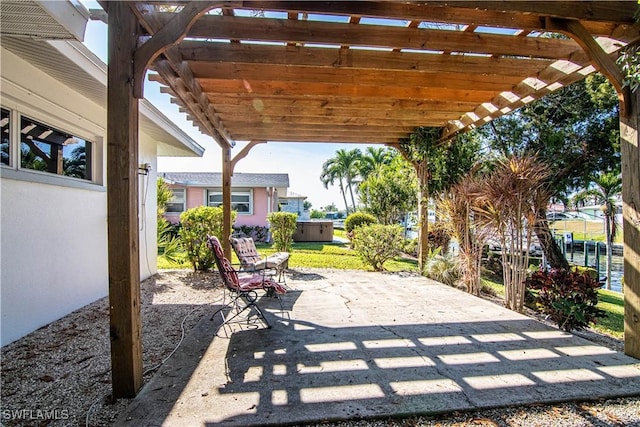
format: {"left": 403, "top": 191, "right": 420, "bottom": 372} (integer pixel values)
{"left": 222, "top": 145, "right": 232, "bottom": 259}
{"left": 621, "top": 89, "right": 640, "bottom": 359}
{"left": 107, "top": 2, "right": 143, "bottom": 398}
{"left": 416, "top": 160, "right": 429, "bottom": 272}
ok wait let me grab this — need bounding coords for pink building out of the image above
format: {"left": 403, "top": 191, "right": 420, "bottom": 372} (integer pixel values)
{"left": 161, "top": 172, "right": 289, "bottom": 227}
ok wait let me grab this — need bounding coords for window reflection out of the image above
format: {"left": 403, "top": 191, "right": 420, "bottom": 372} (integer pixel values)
{"left": 1, "top": 108, "right": 9, "bottom": 166}
{"left": 208, "top": 191, "right": 252, "bottom": 213}
{"left": 19, "top": 116, "right": 91, "bottom": 180}
{"left": 167, "top": 189, "right": 186, "bottom": 213}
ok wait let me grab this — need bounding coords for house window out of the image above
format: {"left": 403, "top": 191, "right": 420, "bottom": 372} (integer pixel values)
{"left": 166, "top": 189, "right": 186, "bottom": 213}
{"left": 208, "top": 190, "right": 252, "bottom": 214}
{"left": 1, "top": 108, "right": 9, "bottom": 166}
{"left": 20, "top": 115, "right": 92, "bottom": 180}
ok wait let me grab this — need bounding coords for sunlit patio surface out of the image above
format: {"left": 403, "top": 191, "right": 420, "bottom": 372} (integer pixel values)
{"left": 117, "top": 269, "right": 640, "bottom": 426}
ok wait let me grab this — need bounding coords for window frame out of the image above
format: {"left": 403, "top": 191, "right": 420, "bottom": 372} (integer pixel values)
{"left": 1, "top": 105, "right": 98, "bottom": 187}
{"left": 166, "top": 188, "right": 186, "bottom": 213}
{"left": 18, "top": 114, "right": 92, "bottom": 181}
{"left": 207, "top": 189, "right": 253, "bottom": 215}
{"left": 1, "top": 107, "right": 11, "bottom": 167}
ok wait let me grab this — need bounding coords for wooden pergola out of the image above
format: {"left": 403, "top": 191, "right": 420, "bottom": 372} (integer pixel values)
{"left": 100, "top": 1, "right": 640, "bottom": 397}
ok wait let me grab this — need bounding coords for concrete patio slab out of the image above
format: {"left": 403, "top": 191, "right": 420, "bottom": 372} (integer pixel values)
{"left": 117, "top": 269, "right": 640, "bottom": 426}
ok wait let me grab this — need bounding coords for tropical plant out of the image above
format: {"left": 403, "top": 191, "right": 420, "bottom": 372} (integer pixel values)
{"left": 473, "top": 155, "right": 551, "bottom": 312}
{"left": 438, "top": 173, "right": 491, "bottom": 295}
{"left": 358, "top": 146, "right": 393, "bottom": 179}
{"left": 617, "top": 43, "right": 640, "bottom": 92}
{"left": 344, "top": 212, "right": 377, "bottom": 233}
{"left": 179, "top": 206, "right": 234, "bottom": 271}
{"left": 156, "top": 179, "right": 183, "bottom": 262}
{"left": 481, "top": 75, "right": 621, "bottom": 269}
{"left": 351, "top": 224, "right": 404, "bottom": 271}
{"left": 397, "top": 128, "right": 480, "bottom": 269}
{"left": 267, "top": 212, "right": 298, "bottom": 252}
{"left": 358, "top": 155, "right": 417, "bottom": 224}
{"left": 423, "top": 247, "right": 461, "bottom": 288}
{"left": 572, "top": 171, "right": 622, "bottom": 290}
{"left": 526, "top": 268, "right": 606, "bottom": 332}
{"left": 320, "top": 148, "right": 361, "bottom": 213}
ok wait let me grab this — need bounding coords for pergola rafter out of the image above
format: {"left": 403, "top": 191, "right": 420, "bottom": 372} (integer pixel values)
{"left": 101, "top": 0, "right": 640, "bottom": 399}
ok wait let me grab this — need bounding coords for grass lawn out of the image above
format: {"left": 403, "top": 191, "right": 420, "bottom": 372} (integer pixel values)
{"left": 158, "top": 239, "right": 418, "bottom": 273}
{"left": 593, "top": 289, "right": 624, "bottom": 339}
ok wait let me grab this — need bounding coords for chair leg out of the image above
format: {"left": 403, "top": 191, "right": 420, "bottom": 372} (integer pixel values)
{"left": 211, "top": 290, "right": 271, "bottom": 329}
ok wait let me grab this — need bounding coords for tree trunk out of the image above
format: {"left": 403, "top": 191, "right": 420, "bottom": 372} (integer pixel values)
{"left": 339, "top": 181, "right": 349, "bottom": 215}
{"left": 416, "top": 162, "right": 429, "bottom": 272}
{"left": 534, "top": 208, "right": 570, "bottom": 270}
{"left": 347, "top": 178, "right": 357, "bottom": 212}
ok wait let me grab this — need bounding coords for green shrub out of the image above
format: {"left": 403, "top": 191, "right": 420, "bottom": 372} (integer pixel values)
{"left": 344, "top": 212, "right": 377, "bottom": 233}
{"left": 352, "top": 224, "right": 403, "bottom": 271}
{"left": 423, "top": 247, "right": 460, "bottom": 288}
{"left": 525, "top": 268, "right": 605, "bottom": 332}
{"left": 403, "top": 238, "right": 418, "bottom": 257}
{"left": 310, "top": 209, "right": 325, "bottom": 219}
{"left": 268, "top": 212, "right": 298, "bottom": 252}
{"left": 179, "top": 206, "right": 236, "bottom": 271}
{"left": 158, "top": 218, "right": 183, "bottom": 263}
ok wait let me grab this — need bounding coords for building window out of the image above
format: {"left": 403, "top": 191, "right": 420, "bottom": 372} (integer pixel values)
{"left": 20, "top": 115, "right": 92, "bottom": 180}
{"left": 1, "top": 108, "right": 9, "bottom": 166}
{"left": 166, "top": 189, "right": 186, "bottom": 213}
{"left": 208, "top": 190, "right": 252, "bottom": 214}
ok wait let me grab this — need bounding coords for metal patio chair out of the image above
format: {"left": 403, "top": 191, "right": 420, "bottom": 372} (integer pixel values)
{"left": 230, "top": 236, "right": 289, "bottom": 284}
{"left": 207, "top": 235, "right": 287, "bottom": 329}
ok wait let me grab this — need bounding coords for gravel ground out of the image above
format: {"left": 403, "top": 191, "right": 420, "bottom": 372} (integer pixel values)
{"left": 1, "top": 269, "right": 638, "bottom": 427}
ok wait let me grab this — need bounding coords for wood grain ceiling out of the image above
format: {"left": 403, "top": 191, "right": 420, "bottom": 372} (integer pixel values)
{"left": 129, "top": 1, "right": 639, "bottom": 146}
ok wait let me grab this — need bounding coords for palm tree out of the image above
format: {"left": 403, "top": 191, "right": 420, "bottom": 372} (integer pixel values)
{"left": 358, "top": 147, "right": 393, "bottom": 179}
{"left": 320, "top": 149, "right": 361, "bottom": 213}
{"left": 320, "top": 158, "right": 350, "bottom": 214}
{"left": 572, "top": 171, "right": 622, "bottom": 290}
{"left": 473, "top": 155, "right": 550, "bottom": 312}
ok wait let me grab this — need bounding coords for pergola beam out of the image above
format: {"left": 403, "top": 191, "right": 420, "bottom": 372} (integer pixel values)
{"left": 179, "top": 41, "right": 555, "bottom": 76}
{"left": 180, "top": 14, "right": 583, "bottom": 60}
{"left": 240, "top": 1, "right": 636, "bottom": 35}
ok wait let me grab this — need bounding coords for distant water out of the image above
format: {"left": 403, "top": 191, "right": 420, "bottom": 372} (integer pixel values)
{"left": 565, "top": 248, "right": 623, "bottom": 293}
{"left": 405, "top": 230, "right": 624, "bottom": 293}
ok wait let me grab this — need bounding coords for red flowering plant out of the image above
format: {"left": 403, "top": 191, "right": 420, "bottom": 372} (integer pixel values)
{"left": 525, "top": 268, "right": 606, "bottom": 332}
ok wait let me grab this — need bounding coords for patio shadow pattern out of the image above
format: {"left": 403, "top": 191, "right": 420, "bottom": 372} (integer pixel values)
{"left": 117, "top": 270, "right": 640, "bottom": 426}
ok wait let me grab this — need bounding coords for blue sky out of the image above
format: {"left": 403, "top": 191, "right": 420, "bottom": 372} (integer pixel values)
{"left": 79, "top": 3, "right": 370, "bottom": 210}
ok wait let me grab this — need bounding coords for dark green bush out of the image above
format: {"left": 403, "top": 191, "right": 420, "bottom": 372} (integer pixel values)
{"left": 525, "top": 268, "right": 605, "bottom": 332}
{"left": 179, "top": 206, "right": 236, "bottom": 271}
{"left": 344, "top": 212, "right": 377, "bottom": 233}
{"left": 352, "top": 224, "right": 403, "bottom": 271}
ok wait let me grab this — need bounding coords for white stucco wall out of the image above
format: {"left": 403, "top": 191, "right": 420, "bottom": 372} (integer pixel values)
{"left": 139, "top": 136, "right": 158, "bottom": 280}
{"left": 1, "top": 47, "right": 159, "bottom": 346}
